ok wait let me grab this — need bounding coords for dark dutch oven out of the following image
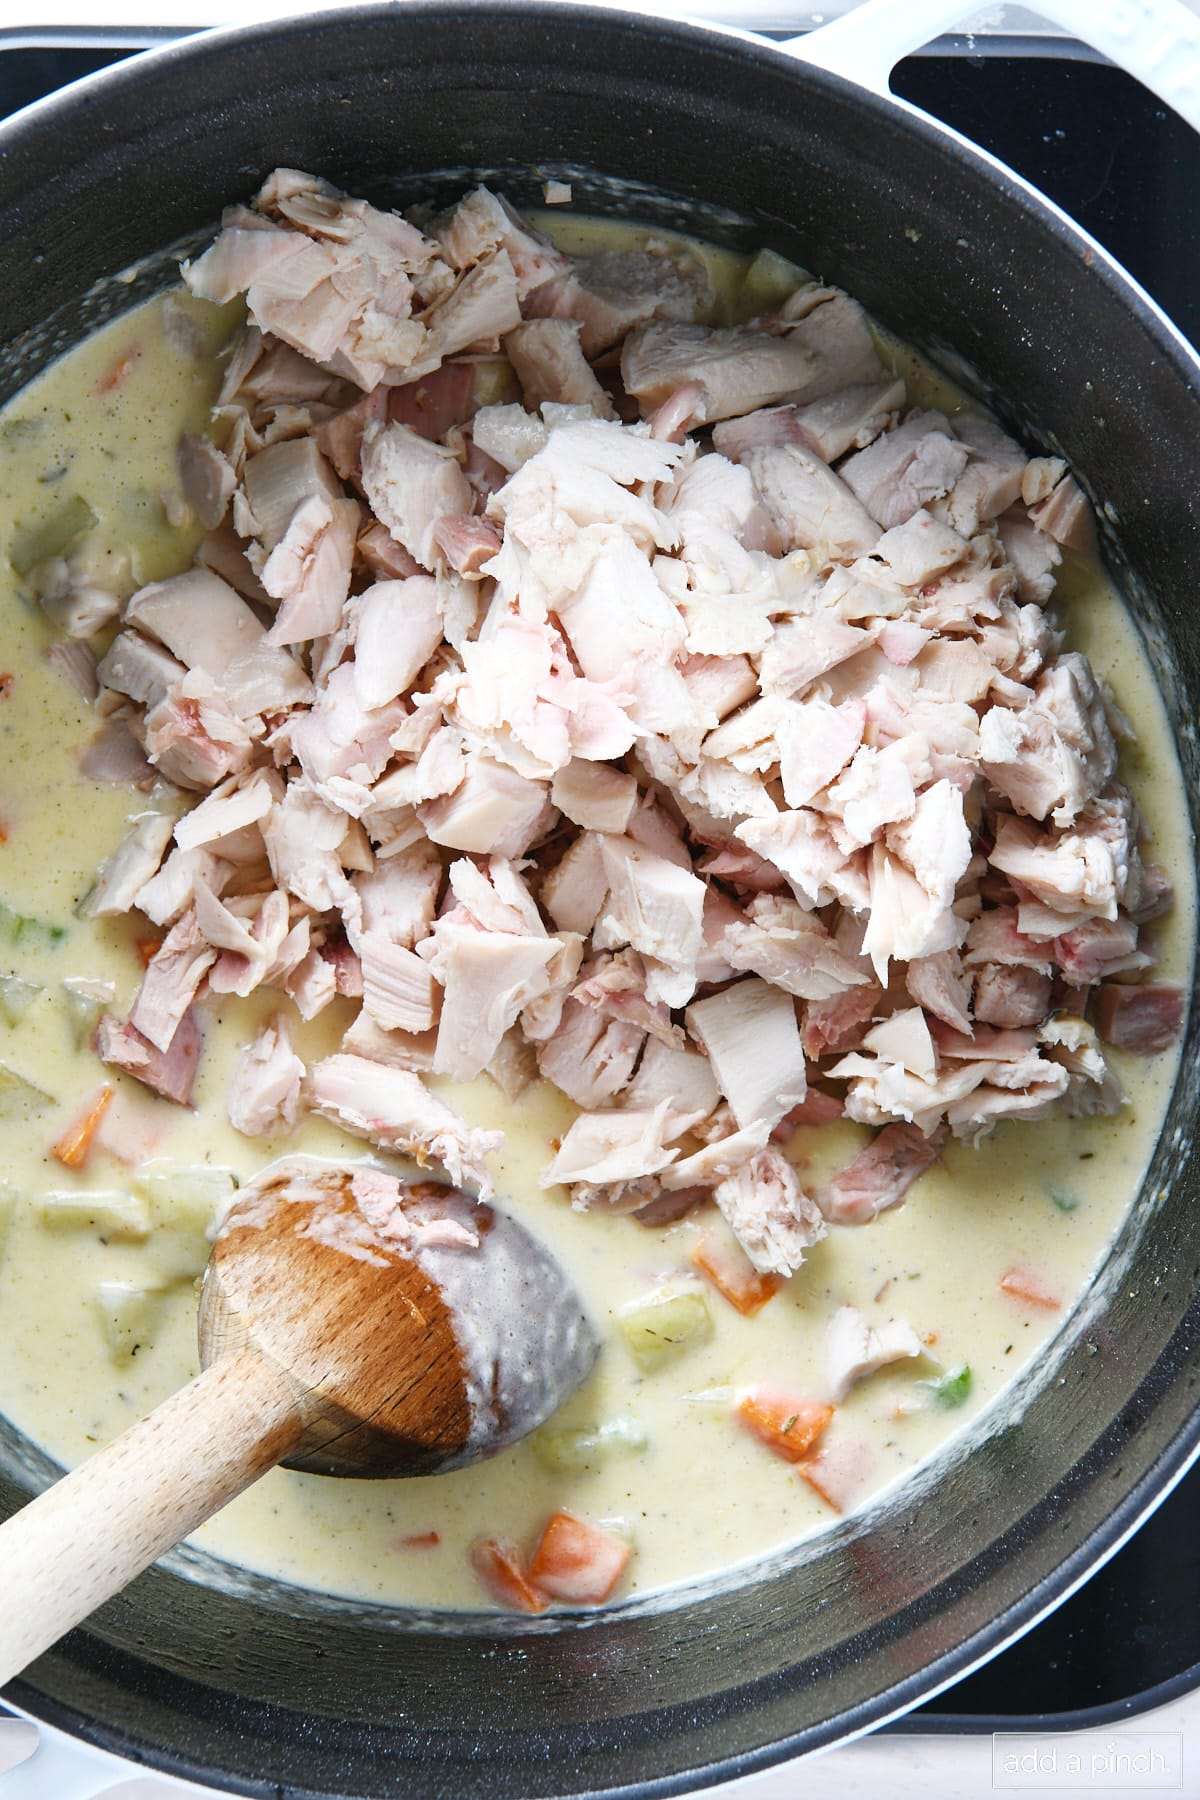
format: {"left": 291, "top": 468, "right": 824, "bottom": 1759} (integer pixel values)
{"left": 0, "top": 5, "right": 1198, "bottom": 1794}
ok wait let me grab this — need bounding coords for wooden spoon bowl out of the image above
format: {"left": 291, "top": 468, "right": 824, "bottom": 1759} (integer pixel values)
{"left": 205, "top": 1158, "right": 600, "bottom": 1478}
{"left": 0, "top": 1157, "right": 599, "bottom": 1685}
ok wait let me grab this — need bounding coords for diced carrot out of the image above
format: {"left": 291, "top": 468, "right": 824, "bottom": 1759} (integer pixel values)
{"left": 735, "top": 1390, "right": 833, "bottom": 1464}
{"left": 692, "top": 1228, "right": 783, "bottom": 1317}
{"left": 96, "top": 346, "right": 141, "bottom": 394}
{"left": 527, "top": 1510, "right": 631, "bottom": 1604}
{"left": 396, "top": 1531, "right": 440, "bottom": 1550}
{"left": 52, "top": 1084, "right": 115, "bottom": 1169}
{"left": 135, "top": 934, "right": 163, "bottom": 967}
{"left": 0, "top": 674, "right": 13, "bottom": 699}
{"left": 797, "top": 1437, "right": 874, "bottom": 1513}
{"left": 999, "top": 1266, "right": 1063, "bottom": 1310}
{"left": 468, "top": 1535, "right": 548, "bottom": 1614}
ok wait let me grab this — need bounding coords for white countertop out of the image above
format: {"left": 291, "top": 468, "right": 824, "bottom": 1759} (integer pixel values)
{"left": 2, "top": 1681, "right": 1198, "bottom": 1796}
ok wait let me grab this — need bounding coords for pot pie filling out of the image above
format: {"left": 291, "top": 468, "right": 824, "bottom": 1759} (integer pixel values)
{"left": 0, "top": 177, "right": 1190, "bottom": 1611}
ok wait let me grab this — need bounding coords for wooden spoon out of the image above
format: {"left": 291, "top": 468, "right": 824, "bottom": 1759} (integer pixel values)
{"left": 0, "top": 1156, "right": 599, "bottom": 1684}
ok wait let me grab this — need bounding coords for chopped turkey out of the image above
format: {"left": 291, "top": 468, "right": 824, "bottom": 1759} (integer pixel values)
{"left": 741, "top": 443, "right": 879, "bottom": 560}
{"left": 360, "top": 421, "right": 474, "bottom": 571}
{"left": 593, "top": 835, "right": 706, "bottom": 1009}
{"left": 144, "top": 670, "right": 258, "bottom": 790}
{"left": 939, "top": 413, "right": 1028, "bottom": 537}
{"left": 998, "top": 508, "right": 1061, "bottom": 602}
{"left": 352, "top": 576, "right": 443, "bottom": 708}
{"left": 425, "top": 916, "right": 567, "bottom": 1080}
{"left": 906, "top": 948, "right": 973, "bottom": 1035}
{"left": 841, "top": 411, "right": 970, "bottom": 528}
{"left": 825, "top": 1304, "right": 924, "bottom": 1401}
{"left": 125, "top": 567, "right": 312, "bottom": 718}
{"left": 32, "top": 530, "right": 133, "bottom": 639}
{"left": 306, "top": 1053, "right": 502, "bottom": 1196}
{"left": 621, "top": 321, "right": 823, "bottom": 427}
{"left": 713, "top": 378, "right": 905, "bottom": 465}
{"left": 97, "top": 629, "right": 188, "bottom": 713}
{"left": 687, "top": 978, "right": 807, "bottom": 1131}
{"left": 504, "top": 319, "right": 616, "bottom": 418}
{"left": 535, "top": 998, "right": 643, "bottom": 1108}
{"left": 723, "top": 894, "right": 871, "bottom": 1000}
{"left": 541, "top": 1101, "right": 694, "bottom": 1190}
{"left": 525, "top": 246, "right": 709, "bottom": 356}
{"left": 417, "top": 755, "right": 556, "bottom": 857}
{"left": 84, "top": 812, "right": 176, "bottom": 919}
{"left": 228, "top": 1015, "right": 305, "bottom": 1136}
{"left": 96, "top": 1007, "right": 203, "bottom": 1107}
{"left": 1029, "top": 472, "right": 1094, "bottom": 551}
{"left": 1094, "top": 983, "right": 1185, "bottom": 1054}
{"left": 980, "top": 653, "right": 1116, "bottom": 827}
{"left": 360, "top": 935, "right": 441, "bottom": 1035}
{"left": 815, "top": 1122, "right": 945, "bottom": 1224}
{"left": 713, "top": 1145, "right": 826, "bottom": 1276}
{"left": 71, "top": 174, "right": 1177, "bottom": 1251}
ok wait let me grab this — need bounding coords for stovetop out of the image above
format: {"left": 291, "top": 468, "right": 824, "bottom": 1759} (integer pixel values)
{"left": 0, "top": 23, "right": 1197, "bottom": 1757}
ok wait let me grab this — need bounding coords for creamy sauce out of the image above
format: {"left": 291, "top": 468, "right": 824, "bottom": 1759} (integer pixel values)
{"left": 0, "top": 223, "right": 1191, "bottom": 1612}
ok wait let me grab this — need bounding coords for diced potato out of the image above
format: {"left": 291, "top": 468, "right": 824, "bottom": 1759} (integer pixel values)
{"left": 38, "top": 1188, "right": 151, "bottom": 1241}
{"left": 0, "top": 1061, "right": 54, "bottom": 1120}
{"left": 0, "top": 973, "right": 43, "bottom": 1027}
{"left": 132, "top": 1162, "right": 236, "bottom": 1227}
{"left": 133, "top": 1162, "right": 237, "bottom": 1281}
{"left": 94, "top": 1281, "right": 165, "bottom": 1365}
{"left": 618, "top": 1287, "right": 713, "bottom": 1369}
{"left": 9, "top": 493, "right": 97, "bottom": 577}
{"left": 532, "top": 1416, "right": 649, "bottom": 1475}
{"left": 62, "top": 977, "right": 116, "bottom": 1049}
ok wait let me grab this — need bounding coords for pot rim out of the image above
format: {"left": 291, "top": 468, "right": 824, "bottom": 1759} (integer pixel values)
{"left": 1, "top": 8, "right": 1198, "bottom": 1794}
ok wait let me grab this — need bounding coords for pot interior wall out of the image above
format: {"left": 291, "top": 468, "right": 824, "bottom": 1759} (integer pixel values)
{"left": 1, "top": 8, "right": 1198, "bottom": 1796}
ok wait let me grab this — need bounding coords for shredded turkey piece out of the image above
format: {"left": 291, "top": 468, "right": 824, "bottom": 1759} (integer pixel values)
{"left": 70, "top": 170, "right": 1178, "bottom": 1272}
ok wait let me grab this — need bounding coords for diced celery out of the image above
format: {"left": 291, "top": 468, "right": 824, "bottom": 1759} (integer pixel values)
{"left": 9, "top": 494, "right": 98, "bottom": 577}
{"left": 618, "top": 1287, "right": 713, "bottom": 1369}
{"left": 0, "top": 1061, "right": 54, "bottom": 1120}
{"left": 38, "top": 1188, "right": 151, "bottom": 1241}
{"left": 0, "top": 973, "right": 43, "bottom": 1027}
{"left": 133, "top": 1163, "right": 237, "bottom": 1281}
{"left": 921, "top": 1364, "right": 972, "bottom": 1409}
{"left": 62, "top": 977, "right": 116, "bottom": 1049}
{"left": 0, "top": 900, "right": 65, "bottom": 949}
{"left": 532, "top": 1416, "right": 649, "bottom": 1474}
{"left": 738, "top": 247, "right": 811, "bottom": 316}
{"left": 1048, "top": 1188, "right": 1079, "bottom": 1213}
{"left": 0, "top": 1182, "right": 17, "bottom": 1264}
{"left": 94, "top": 1281, "right": 165, "bottom": 1365}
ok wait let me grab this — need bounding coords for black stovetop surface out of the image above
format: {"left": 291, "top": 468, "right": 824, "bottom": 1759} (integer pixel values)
{"left": 1, "top": 30, "right": 1197, "bottom": 1735}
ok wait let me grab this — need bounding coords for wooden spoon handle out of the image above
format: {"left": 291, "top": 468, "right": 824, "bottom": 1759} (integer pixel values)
{"left": 0, "top": 1348, "right": 302, "bottom": 1687}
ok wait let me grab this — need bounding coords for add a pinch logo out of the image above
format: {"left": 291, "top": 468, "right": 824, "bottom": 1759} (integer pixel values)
{"left": 992, "top": 1731, "right": 1183, "bottom": 1791}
